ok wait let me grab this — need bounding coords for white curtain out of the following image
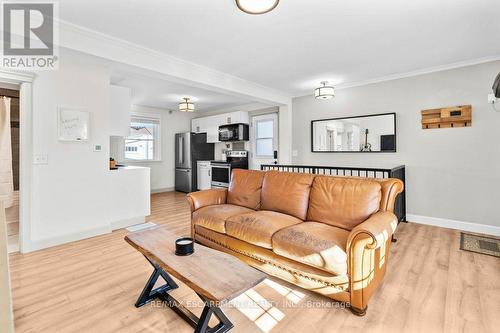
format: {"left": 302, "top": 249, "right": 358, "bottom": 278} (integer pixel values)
{"left": 0, "top": 97, "right": 13, "bottom": 209}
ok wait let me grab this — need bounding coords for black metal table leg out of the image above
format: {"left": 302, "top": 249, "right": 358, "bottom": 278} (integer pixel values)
{"left": 194, "top": 306, "right": 212, "bottom": 333}
{"left": 135, "top": 256, "right": 234, "bottom": 333}
{"left": 195, "top": 293, "right": 234, "bottom": 333}
{"left": 135, "top": 260, "right": 179, "bottom": 307}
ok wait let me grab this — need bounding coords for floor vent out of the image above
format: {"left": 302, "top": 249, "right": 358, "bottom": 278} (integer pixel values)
{"left": 460, "top": 232, "right": 500, "bottom": 258}
{"left": 126, "top": 222, "right": 157, "bottom": 232}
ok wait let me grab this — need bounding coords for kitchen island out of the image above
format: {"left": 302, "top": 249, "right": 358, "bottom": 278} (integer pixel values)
{"left": 109, "top": 166, "right": 151, "bottom": 230}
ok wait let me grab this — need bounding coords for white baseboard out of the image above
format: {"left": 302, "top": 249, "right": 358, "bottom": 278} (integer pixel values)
{"left": 151, "top": 187, "right": 174, "bottom": 194}
{"left": 406, "top": 214, "right": 500, "bottom": 237}
{"left": 111, "top": 216, "right": 145, "bottom": 231}
{"left": 26, "top": 225, "right": 112, "bottom": 253}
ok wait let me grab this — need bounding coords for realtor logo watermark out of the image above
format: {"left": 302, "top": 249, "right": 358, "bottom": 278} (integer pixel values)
{"left": 1, "top": 1, "right": 59, "bottom": 70}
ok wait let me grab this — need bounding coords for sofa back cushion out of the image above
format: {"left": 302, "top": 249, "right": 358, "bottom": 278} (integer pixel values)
{"left": 307, "top": 176, "right": 381, "bottom": 230}
{"left": 228, "top": 169, "right": 265, "bottom": 210}
{"left": 261, "top": 171, "right": 315, "bottom": 220}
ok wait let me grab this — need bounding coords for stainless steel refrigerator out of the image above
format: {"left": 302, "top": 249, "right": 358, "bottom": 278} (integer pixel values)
{"left": 175, "top": 132, "right": 214, "bottom": 193}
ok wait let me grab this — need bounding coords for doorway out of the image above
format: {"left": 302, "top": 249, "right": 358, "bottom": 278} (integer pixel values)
{"left": 0, "top": 87, "right": 20, "bottom": 253}
{"left": 0, "top": 72, "right": 34, "bottom": 254}
{"left": 249, "top": 113, "right": 279, "bottom": 170}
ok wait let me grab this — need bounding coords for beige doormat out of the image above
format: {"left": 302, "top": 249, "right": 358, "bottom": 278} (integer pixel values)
{"left": 460, "top": 233, "right": 500, "bottom": 258}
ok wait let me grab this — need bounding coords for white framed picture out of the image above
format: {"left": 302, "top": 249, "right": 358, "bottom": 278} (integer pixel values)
{"left": 58, "top": 108, "right": 90, "bottom": 142}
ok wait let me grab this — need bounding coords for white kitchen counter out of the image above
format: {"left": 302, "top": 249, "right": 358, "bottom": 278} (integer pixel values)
{"left": 108, "top": 166, "right": 151, "bottom": 230}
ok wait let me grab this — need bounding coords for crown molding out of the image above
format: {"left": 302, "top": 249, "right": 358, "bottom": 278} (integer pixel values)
{"left": 337, "top": 55, "right": 500, "bottom": 90}
{"left": 57, "top": 19, "right": 292, "bottom": 106}
{"left": 294, "top": 55, "right": 500, "bottom": 99}
{"left": 0, "top": 68, "right": 35, "bottom": 84}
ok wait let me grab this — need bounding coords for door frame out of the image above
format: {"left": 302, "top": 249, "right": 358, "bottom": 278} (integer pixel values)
{"left": 0, "top": 69, "right": 35, "bottom": 253}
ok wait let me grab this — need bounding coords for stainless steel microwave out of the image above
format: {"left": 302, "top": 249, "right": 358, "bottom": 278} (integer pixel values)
{"left": 218, "top": 123, "right": 249, "bottom": 142}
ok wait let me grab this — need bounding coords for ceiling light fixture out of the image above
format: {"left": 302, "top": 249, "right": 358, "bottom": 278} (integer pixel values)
{"left": 315, "top": 81, "right": 335, "bottom": 100}
{"left": 179, "top": 97, "right": 195, "bottom": 112}
{"left": 236, "top": 0, "right": 280, "bottom": 15}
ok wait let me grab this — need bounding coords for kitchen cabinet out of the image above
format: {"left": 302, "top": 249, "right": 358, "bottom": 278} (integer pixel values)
{"left": 206, "top": 115, "right": 222, "bottom": 143}
{"left": 109, "top": 85, "right": 131, "bottom": 137}
{"left": 222, "top": 111, "right": 249, "bottom": 125}
{"left": 191, "top": 111, "right": 249, "bottom": 143}
{"left": 197, "top": 161, "right": 212, "bottom": 190}
{"left": 192, "top": 118, "right": 206, "bottom": 133}
{"left": 192, "top": 118, "right": 201, "bottom": 133}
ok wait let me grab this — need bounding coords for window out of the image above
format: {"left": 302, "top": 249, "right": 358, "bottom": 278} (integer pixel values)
{"left": 124, "top": 115, "right": 161, "bottom": 161}
{"left": 255, "top": 119, "right": 274, "bottom": 157}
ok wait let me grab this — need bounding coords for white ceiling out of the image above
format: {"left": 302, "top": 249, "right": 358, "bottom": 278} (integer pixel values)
{"left": 110, "top": 70, "right": 255, "bottom": 112}
{"left": 60, "top": 0, "right": 500, "bottom": 96}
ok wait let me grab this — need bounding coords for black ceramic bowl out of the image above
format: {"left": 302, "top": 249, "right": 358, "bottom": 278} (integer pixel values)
{"left": 175, "top": 237, "right": 194, "bottom": 256}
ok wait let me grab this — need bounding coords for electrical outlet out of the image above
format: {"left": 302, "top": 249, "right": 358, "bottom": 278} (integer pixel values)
{"left": 33, "top": 154, "right": 48, "bottom": 165}
{"left": 292, "top": 150, "right": 298, "bottom": 157}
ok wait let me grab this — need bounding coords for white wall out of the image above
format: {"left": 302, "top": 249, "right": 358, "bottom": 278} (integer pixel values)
{"left": 30, "top": 50, "right": 112, "bottom": 247}
{"left": 292, "top": 61, "right": 500, "bottom": 230}
{"left": 111, "top": 104, "right": 194, "bottom": 191}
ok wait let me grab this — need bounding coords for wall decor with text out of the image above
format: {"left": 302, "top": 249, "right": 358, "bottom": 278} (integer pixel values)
{"left": 58, "top": 108, "right": 90, "bottom": 141}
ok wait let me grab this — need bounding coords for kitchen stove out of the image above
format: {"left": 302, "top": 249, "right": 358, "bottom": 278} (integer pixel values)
{"left": 210, "top": 151, "right": 248, "bottom": 188}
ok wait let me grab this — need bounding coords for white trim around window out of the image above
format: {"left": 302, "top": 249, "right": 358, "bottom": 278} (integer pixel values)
{"left": 123, "top": 112, "right": 162, "bottom": 162}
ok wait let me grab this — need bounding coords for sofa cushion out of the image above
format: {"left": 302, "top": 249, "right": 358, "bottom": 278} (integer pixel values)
{"left": 226, "top": 210, "right": 302, "bottom": 249}
{"left": 272, "top": 222, "right": 349, "bottom": 275}
{"left": 227, "top": 169, "right": 265, "bottom": 210}
{"left": 307, "top": 176, "right": 382, "bottom": 231}
{"left": 261, "top": 171, "right": 315, "bottom": 220}
{"left": 192, "top": 204, "right": 254, "bottom": 234}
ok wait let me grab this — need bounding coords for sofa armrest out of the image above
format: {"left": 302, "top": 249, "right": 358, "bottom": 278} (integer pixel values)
{"left": 346, "top": 211, "right": 398, "bottom": 312}
{"left": 186, "top": 189, "right": 227, "bottom": 212}
{"left": 347, "top": 211, "right": 398, "bottom": 251}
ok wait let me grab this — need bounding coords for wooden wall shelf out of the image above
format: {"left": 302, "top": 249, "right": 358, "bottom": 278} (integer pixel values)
{"left": 421, "top": 105, "right": 472, "bottom": 129}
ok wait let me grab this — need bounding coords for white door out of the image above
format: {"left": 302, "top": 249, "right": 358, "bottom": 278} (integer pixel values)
{"left": 250, "top": 113, "right": 279, "bottom": 170}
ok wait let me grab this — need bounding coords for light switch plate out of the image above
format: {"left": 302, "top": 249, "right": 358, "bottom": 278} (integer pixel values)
{"left": 292, "top": 150, "right": 298, "bottom": 157}
{"left": 33, "top": 154, "right": 48, "bottom": 164}
{"left": 93, "top": 144, "right": 102, "bottom": 152}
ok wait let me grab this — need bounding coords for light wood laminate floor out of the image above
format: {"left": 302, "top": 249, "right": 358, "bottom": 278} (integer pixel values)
{"left": 9, "top": 192, "right": 500, "bottom": 333}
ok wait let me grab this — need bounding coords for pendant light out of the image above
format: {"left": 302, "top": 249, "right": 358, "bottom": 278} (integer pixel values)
{"left": 179, "top": 97, "right": 195, "bottom": 112}
{"left": 236, "top": 0, "right": 280, "bottom": 15}
{"left": 315, "top": 81, "right": 335, "bottom": 100}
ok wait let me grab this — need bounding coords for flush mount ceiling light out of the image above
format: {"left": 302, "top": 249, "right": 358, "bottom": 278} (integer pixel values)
{"left": 315, "top": 81, "right": 335, "bottom": 100}
{"left": 236, "top": 0, "right": 280, "bottom": 15}
{"left": 179, "top": 97, "right": 195, "bottom": 112}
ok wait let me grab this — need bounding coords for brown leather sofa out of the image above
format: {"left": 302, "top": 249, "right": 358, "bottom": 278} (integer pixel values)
{"left": 187, "top": 169, "right": 404, "bottom": 315}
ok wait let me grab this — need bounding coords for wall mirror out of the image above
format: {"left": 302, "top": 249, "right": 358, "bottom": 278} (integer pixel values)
{"left": 311, "top": 113, "right": 396, "bottom": 152}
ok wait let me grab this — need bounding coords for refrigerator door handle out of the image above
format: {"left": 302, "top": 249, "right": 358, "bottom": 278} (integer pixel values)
{"left": 178, "top": 136, "right": 183, "bottom": 165}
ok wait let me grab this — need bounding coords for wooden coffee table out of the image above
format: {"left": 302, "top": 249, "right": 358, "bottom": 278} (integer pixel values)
{"left": 125, "top": 226, "right": 266, "bottom": 333}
